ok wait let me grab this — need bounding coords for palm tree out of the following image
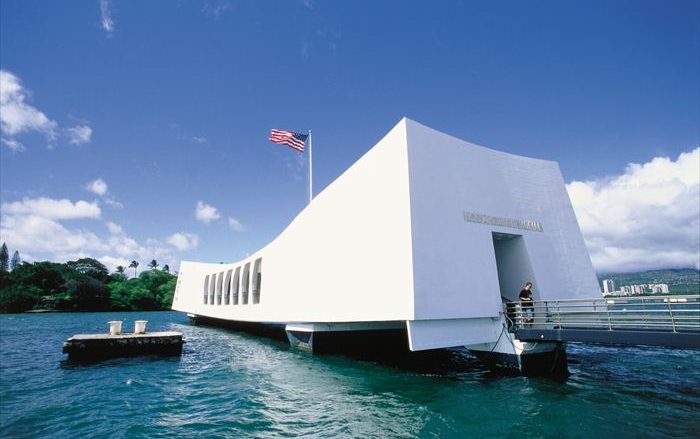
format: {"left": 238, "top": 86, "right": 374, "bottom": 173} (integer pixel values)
{"left": 129, "top": 260, "right": 139, "bottom": 277}
{"left": 148, "top": 259, "right": 159, "bottom": 270}
{"left": 162, "top": 264, "right": 170, "bottom": 273}
{"left": 116, "top": 265, "right": 126, "bottom": 274}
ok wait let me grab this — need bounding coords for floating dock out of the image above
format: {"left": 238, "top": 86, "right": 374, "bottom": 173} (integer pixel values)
{"left": 63, "top": 331, "right": 184, "bottom": 360}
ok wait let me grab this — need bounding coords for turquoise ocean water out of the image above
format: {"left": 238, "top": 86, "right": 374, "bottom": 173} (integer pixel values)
{"left": 1, "top": 311, "right": 698, "bottom": 438}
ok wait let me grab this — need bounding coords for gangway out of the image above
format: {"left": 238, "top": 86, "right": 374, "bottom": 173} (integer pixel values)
{"left": 507, "top": 295, "right": 700, "bottom": 349}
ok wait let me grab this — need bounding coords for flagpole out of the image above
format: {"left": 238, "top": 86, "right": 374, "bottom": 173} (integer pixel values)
{"left": 308, "top": 129, "right": 313, "bottom": 205}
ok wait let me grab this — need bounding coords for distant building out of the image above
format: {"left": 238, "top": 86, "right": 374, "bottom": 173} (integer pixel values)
{"left": 633, "top": 285, "right": 647, "bottom": 294}
{"left": 650, "top": 284, "right": 670, "bottom": 294}
{"left": 602, "top": 279, "right": 615, "bottom": 294}
{"left": 615, "top": 283, "right": 670, "bottom": 295}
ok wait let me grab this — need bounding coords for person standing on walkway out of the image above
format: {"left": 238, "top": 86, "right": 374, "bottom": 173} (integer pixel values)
{"left": 519, "top": 282, "right": 535, "bottom": 324}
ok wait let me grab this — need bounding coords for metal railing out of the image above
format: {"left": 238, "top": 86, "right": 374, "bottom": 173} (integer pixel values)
{"left": 506, "top": 295, "right": 700, "bottom": 333}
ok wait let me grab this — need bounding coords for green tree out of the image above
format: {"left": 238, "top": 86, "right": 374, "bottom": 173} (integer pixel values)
{"left": 10, "top": 251, "right": 21, "bottom": 271}
{"left": 65, "top": 258, "right": 109, "bottom": 282}
{"left": 0, "top": 284, "right": 42, "bottom": 313}
{"left": 107, "top": 280, "right": 135, "bottom": 310}
{"left": 63, "top": 277, "right": 110, "bottom": 311}
{"left": 116, "top": 265, "right": 126, "bottom": 274}
{"left": 0, "top": 268, "right": 11, "bottom": 290}
{"left": 0, "top": 243, "right": 8, "bottom": 272}
{"left": 10, "top": 261, "right": 66, "bottom": 294}
{"left": 148, "top": 259, "right": 159, "bottom": 270}
{"left": 126, "top": 279, "right": 160, "bottom": 310}
{"left": 0, "top": 258, "right": 178, "bottom": 313}
{"left": 139, "top": 269, "right": 171, "bottom": 291}
{"left": 158, "top": 276, "right": 177, "bottom": 308}
{"left": 129, "top": 260, "right": 139, "bottom": 277}
{"left": 162, "top": 264, "right": 170, "bottom": 273}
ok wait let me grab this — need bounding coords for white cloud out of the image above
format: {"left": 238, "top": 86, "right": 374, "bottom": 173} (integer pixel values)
{"left": 66, "top": 125, "right": 92, "bottom": 145}
{"left": 99, "top": 0, "right": 114, "bottom": 33}
{"left": 1, "top": 197, "right": 101, "bottom": 220}
{"left": 0, "top": 214, "right": 106, "bottom": 255}
{"left": 97, "top": 255, "right": 131, "bottom": 272}
{"left": 195, "top": 201, "right": 220, "bottom": 224}
{"left": 104, "top": 198, "right": 124, "bottom": 209}
{"left": 0, "top": 70, "right": 93, "bottom": 151}
{"left": 86, "top": 179, "right": 123, "bottom": 208}
{"left": 167, "top": 233, "right": 199, "bottom": 251}
{"left": 191, "top": 136, "right": 207, "bottom": 144}
{"left": 1, "top": 137, "right": 25, "bottom": 152}
{"left": 202, "top": 0, "right": 231, "bottom": 17}
{"left": 567, "top": 148, "right": 700, "bottom": 272}
{"left": 228, "top": 216, "right": 245, "bottom": 232}
{"left": 0, "top": 199, "right": 187, "bottom": 276}
{"left": 0, "top": 70, "right": 58, "bottom": 140}
{"left": 106, "top": 221, "right": 123, "bottom": 235}
{"left": 86, "top": 178, "right": 108, "bottom": 196}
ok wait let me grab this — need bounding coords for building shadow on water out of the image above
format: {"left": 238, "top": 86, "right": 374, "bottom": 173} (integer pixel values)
{"left": 59, "top": 354, "right": 182, "bottom": 370}
{"left": 187, "top": 317, "right": 569, "bottom": 382}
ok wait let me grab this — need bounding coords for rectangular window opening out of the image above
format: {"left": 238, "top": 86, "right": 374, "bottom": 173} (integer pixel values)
{"left": 203, "top": 275, "right": 210, "bottom": 304}
{"left": 224, "top": 269, "right": 232, "bottom": 305}
{"left": 209, "top": 272, "right": 216, "bottom": 305}
{"left": 241, "top": 263, "right": 250, "bottom": 305}
{"left": 232, "top": 267, "right": 241, "bottom": 305}
{"left": 252, "top": 258, "right": 262, "bottom": 304}
{"left": 216, "top": 271, "right": 224, "bottom": 305}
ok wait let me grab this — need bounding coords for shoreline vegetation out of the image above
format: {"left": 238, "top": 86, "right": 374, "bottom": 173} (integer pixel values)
{"left": 0, "top": 243, "right": 697, "bottom": 314}
{"left": 0, "top": 251, "right": 176, "bottom": 314}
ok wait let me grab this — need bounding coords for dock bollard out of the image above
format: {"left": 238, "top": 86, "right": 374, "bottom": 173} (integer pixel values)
{"left": 108, "top": 321, "right": 123, "bottom": 335}
{"left": 134, "top": 320, "right": 148, "bottom": 334}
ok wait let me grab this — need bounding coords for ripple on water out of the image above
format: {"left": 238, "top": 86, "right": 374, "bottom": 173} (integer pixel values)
{"left": 1, "top": 312, "right": 699, "bottom": 439}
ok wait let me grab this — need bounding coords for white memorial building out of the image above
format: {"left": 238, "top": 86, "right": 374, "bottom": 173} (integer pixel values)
{"left": 172, "top": 118, "right": 600, "bottom": 374}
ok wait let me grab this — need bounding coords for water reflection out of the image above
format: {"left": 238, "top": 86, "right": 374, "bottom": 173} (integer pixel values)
{"left": 2, "top": 312, "right": 699, "bottom": 439}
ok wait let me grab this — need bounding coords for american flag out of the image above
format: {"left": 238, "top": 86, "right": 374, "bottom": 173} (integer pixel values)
{"left": 268, "top": 129, "right": 308, "bottom": 152}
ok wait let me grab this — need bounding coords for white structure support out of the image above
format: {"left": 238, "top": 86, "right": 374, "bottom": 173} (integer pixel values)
{"left": 173, "top": 118, "right": 600, "bottom": 372}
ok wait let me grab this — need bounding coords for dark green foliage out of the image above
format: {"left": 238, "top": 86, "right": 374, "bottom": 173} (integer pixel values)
{"left": 0, "top": 243, "right": 8, "bottom": 272}
{"left": 109, "top": 272, "right": 128, "bottom": 282}
{"left": 108, "top": 280, "right": 155, "bottom": 311}
{"left": 10, "top": 261, "right": 67, "bottom": 293}
{"left": 158, "top": 277, "right": 177, "bottom": 308}
{"left": 0, "top": 285, "right": 43, "bottom": 313}
{"left": 65, "top": 258, "right": 110, "bottom": 282}
{"left": 64, "top": 277, "right": 111, "bottom": 311}
{"left": 0, "top": 270, "right": 12, "bottom": 290}
{"left": 0, "top": 259, "right": 178, "bottom": 313}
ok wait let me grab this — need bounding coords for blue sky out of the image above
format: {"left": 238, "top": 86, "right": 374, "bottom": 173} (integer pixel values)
{"left": 1, "top": 0, "right": 698, "bottom": 273}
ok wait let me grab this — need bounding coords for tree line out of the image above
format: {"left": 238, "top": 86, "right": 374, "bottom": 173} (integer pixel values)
{"left": 0, "top": 243, "right": 177, "bottom": 313}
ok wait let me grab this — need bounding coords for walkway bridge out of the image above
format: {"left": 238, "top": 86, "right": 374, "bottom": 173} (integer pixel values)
{"left": 507, "top": 295, "right": 700, "bottom": 349}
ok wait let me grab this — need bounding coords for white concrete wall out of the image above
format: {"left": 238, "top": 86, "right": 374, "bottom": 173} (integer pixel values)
{"left": 493, "top": 235, "right": 537, "bottom": 302}
{"left": 406, "top": 119, "right": 600, "bottom": 324}
{"left": 173, "top": 118, "right": 600, "bottom": 351}
{"left": 173, "top": 120, "right": 415, "bottom": 323}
